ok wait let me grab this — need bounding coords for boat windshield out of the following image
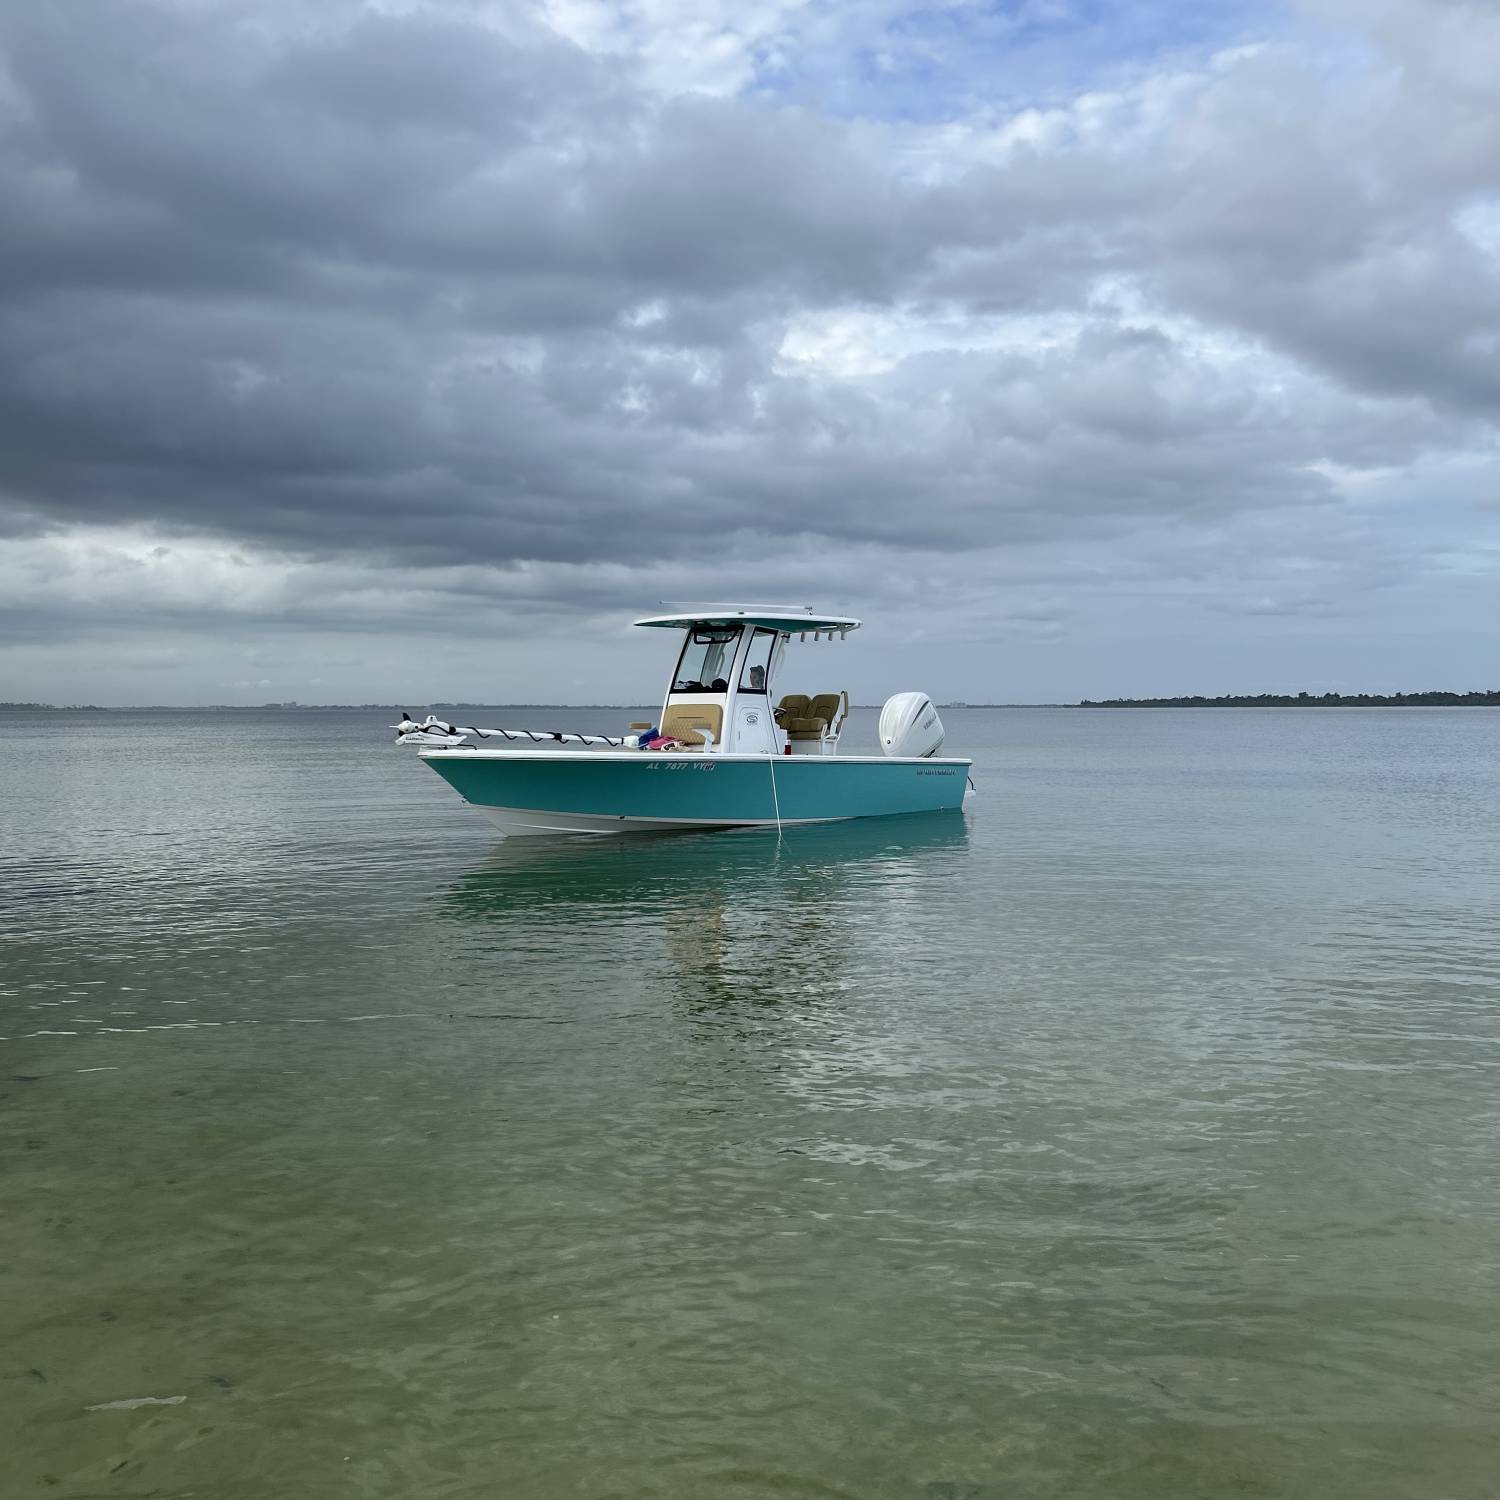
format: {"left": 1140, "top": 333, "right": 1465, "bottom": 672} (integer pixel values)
{"left": 673, "top": 628, "right": 740, "bottom": 692}
{"left": 738, "top": 628, "right": 776, "bottom": 694}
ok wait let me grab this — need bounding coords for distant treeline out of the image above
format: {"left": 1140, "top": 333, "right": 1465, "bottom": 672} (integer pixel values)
{"left": 1079, "top": 691, "right": 1500, "bottom": 707}
{"left": 0, "top": 701, "right": 104, "bottom": 710}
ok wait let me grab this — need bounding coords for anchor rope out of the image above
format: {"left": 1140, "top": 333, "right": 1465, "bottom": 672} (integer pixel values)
{"left": 766, "top": 750, "right": 784, "bottom": 843}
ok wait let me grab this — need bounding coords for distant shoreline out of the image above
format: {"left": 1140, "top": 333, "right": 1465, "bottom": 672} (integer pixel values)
{"left": 1077, "top": 692, "right": 1500, "bottom": 707}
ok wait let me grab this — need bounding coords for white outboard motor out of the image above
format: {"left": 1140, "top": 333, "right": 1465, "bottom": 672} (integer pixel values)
{"left": 879, "top": 692, "right": 946, "bottom": 758}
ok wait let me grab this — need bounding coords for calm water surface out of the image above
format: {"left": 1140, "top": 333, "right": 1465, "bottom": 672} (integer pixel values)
{"left": 3, "top": 707, "right": 1498, "bottom": 1499}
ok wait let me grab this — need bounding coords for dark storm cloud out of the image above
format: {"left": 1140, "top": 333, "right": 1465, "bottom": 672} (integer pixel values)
{"left": 0, "top": 0, "right": 1496, "bottom": 603}
{"left": 0, "top": 1, "right": 931, "bottom": 567}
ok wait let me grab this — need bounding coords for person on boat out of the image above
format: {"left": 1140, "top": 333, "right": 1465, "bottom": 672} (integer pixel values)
{"left": 747, "top": 665, "right": 766, "bottom": 692}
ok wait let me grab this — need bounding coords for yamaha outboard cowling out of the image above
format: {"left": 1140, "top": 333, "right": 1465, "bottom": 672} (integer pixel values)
{"left": 879, "top": 692, "right": 945, "bottom": 758}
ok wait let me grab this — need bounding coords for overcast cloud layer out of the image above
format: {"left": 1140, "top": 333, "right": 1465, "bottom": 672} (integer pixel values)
{"left": 1, "top": 0, "right": 1496, "bottom": 704}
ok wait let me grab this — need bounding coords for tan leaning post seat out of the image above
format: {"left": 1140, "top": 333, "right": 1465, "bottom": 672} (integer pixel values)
{"left": 660, "top": 702, "right": 724, "bottom": 747}
{"left": 779, "top": 690, "right": 849, "bottom": 741}
{"left": 777, "top": 692, "right": 822, "bottom": 740}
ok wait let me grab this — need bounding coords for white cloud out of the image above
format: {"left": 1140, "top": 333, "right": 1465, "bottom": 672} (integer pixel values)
{"left": 541, "top": 0, "right": 812, "bottom": 96}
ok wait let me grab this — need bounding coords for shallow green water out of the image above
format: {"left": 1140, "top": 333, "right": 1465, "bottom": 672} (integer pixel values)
{"left": 3, "top": 707, "right": 1499, "bottom": 1498}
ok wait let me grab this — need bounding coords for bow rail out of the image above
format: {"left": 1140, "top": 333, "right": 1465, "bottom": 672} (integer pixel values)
{"left": 393, "top": 713, "right": 628, "bottom": 749}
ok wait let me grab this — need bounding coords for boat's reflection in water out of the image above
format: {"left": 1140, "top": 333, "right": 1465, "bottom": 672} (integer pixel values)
{"left": 439, "top": 811, "right": 971, "bottom": 1020}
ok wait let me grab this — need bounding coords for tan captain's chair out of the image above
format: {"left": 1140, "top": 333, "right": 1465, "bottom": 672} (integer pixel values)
{"left": 807, "top": 691, "right": 849, "bottom": 738}
{"left": 774, "top": 693, "right": 811, "bottom": 728}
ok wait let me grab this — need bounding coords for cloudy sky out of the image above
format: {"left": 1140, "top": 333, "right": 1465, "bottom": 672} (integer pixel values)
{"left": 1, "top": 0, "right": 1496, "bottom": 706}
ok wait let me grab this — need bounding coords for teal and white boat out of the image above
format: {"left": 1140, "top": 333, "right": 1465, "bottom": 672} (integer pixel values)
{"left": 395, "top": 605, "right": 971, "bottom": 836}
